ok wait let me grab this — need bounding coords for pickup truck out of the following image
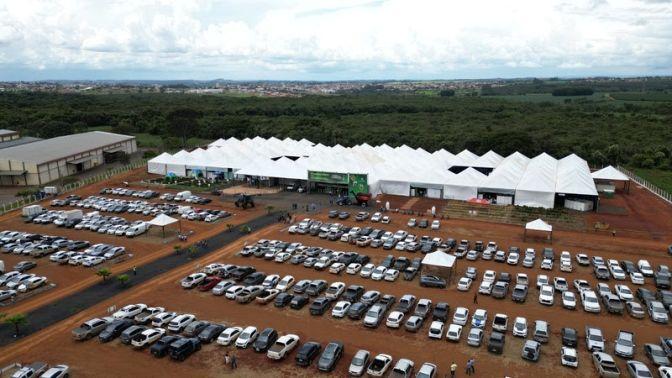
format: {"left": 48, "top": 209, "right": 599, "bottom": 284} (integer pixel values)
{"left": 585, "top": 326, "right": 605, "bottom": 352}
{"left": 134, "top": 306, "right": 165, "bottom": 324}
{"left": 72, "top": 318, "right": 109, "bottom": 340}
{"left": 10, "top": 362, "right": 47, "bottom": 378}
{"left": 592, "top": 352, "right": 620, "bottom": 377}
{"left": 614, "top": 330, "right": 635, "bottom": 358}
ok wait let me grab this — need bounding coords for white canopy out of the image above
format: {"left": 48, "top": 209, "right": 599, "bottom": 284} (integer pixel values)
{"left": 148, "top": 213, "right": 179, "bottom": 227}
{"left": 591, "top": 165, "right": 630, "bottom": 181}
{"left": 525, "top": 218, "right": 552, "bottom": 232}
{"left": 422, "top": 251, "right": 456, "bottom": 268}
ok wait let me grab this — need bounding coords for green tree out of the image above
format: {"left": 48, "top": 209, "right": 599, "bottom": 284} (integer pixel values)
{"left": 96, "top": 268, "right": 111, "bottom": 282}
{"left": 439, "top": 89, "right": 455, "bottom": 97}
{"left": 173, "top": 245, "right": 182, "bottom": 254}
{"left": 166, "top": 108, "right": 201, "bottom": 147}
{"left": 265, "top": 205, "right": 275, "bottom": 215}
{"left": 5, "top": 313, "right": 28, "bottom": 337}
{"left": 117, "top": 274, "right": 130, "bottom": 287}
{"left": 187, "top": 245, "right": 197, "bottom": 257}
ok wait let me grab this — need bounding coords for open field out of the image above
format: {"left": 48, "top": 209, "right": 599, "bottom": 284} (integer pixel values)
{"left": 0, "top": 175, "right": 669, "bottom": 377}
{"left": 631, "top": 168, "right": 672, "bottom": 194}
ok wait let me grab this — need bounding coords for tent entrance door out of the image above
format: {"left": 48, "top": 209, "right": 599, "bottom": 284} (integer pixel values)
{"left": 410, "top": 186, "right": 427, "bottom": 197}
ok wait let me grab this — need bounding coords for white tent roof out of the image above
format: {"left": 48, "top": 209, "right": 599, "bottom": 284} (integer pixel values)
{"left": 525, "top": 218, "right": 552, "bottom": 232}
{"left": 148, "top": 213, "right": 179, "bottom": 227}
{"left": 591, "top": 165, "right": 630, "bottom": 181}
{"left": 555, "top": 154, "right": 598, "bottom": 196}
{"left": 421, "top": 251, "right": 456, "bottom": 268}
{"left": 472, "top": 150, "right": 504, "bottom": 169}
{"left": 517, "top": 153, "right": 558, "bottom": 193}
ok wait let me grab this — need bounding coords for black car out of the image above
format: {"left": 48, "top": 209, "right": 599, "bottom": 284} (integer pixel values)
{"left": 418, "top": 219, "right": 429, "bottom": 228}
{"left": 432, "top": 302, "right": 450, "bottom": 322}
{"left": 488, "top": 332, "right": 505, "bottom": 354}
{"left": 120, "top": 325, "right": 147, "bottom": 344}
{"left": 99, "top": 319, "right": 133, "bottom": 343}
{"left": 274, "top": 293, "right": 293, "bottom": 308}
{"left": 242, "top": 272, "right": 266, "bottom": 286}
{"left": 637, "top": 288, "right": 656, "bottom": 304}
{"left": 338, "top": 252, "right": 359, "bottom": 265}
{"left": 354, "top": 255, "right": 371, "bottom": 265}
{"left": 654, "top": 274, "right": 671, "bottom": 290}
{"left": 347, "top": 302, "right": 368, "bottom": 320}
{"left": 296, "top": 341, "right": 322, "bottom": 367}
{"left": 542, "top": 247, "right": 554, "bottom": 261}
{"left": 342, "top": 285, "right": 365, "bottom": 302}
{"left": 184, "top": 321, "right": 210, "bottom": 337}
{"left": 561, "top": 327, "right": 578, "bottom": 347}
{"left": 317, "top": 341, "right": 344, "bottom": 372}
{"left": 657, "top": 290, "right": 672, "bottom": 309}
{"left": 253, "top": 328, "right": 278, "bottom": 352}
{"left": 394, "top": 257, "right": 411, "bottom": 271}
{"left": 230, "top": 266, "right": 256, "bottom": 281}
{"left": 381, "top": 255, "right": 396, "bottom": 269}
{"left": 198, "top": 324, "right": 225, "bottom": 343}
{"left": 511, "top": 285, "right": 528, "bottom": 303}
{"left": 306, "top": 280, "right": 328, "bottom": 296}
{"left": 309, "top": 297, "right": 332, "bottom": 316}
{"left": 290, "top": 295, "right": 309, "bottom": 310}
{"left": 168, "top": 337, "right": 201, "bottom": 361}
{"left": 419, "top": 275, "right": 446, "bottom": 288}
{"left": 328, "top": 210, "right": 339, "bottom": 218}
{"left": 403, "top": 267, "right": 419, "bottom": 281}
{"left": 151, "top": 335, "right": 181, "bottom": 358}
{"left": 621, "top": 260, "right": 638, "bottom": 274}
{"left": 67, "top": 240, "right": 90, "bottom": 251}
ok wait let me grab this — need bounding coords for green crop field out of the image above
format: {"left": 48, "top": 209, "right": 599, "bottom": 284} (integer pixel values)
{"left": 631, "top": 168, "right": 672, "bottom": 194}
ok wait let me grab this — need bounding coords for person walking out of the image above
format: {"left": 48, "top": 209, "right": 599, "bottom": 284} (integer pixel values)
{"left": 469, "top": 358, "right": 475, "bottom": 374}
{"left": 465, "top": 359, "right": 472, "bottom": 375}
{"left": 450, "top": 361, "right": 457, "bottom": 377}
{"left": 231, "top": 354, "right": 238, "bottom": 369}
{"left": 132, "top": 266, "right": 137, "bottom": 276}
{"left": 224, "top": 352, "right": 230, "bottom": 367}
{"left": 473, "top": 292, "right": 478, "bottom": 304}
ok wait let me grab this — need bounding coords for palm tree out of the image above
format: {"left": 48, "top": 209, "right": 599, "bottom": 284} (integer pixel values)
{"left": 117, "top": 274, "right": 130, "bottom": 287}
{"left": 5, "top": 313, "right": 27, "bottom": 337}
{"left": 96, "top": 268, "right": 111, "bottom": 282}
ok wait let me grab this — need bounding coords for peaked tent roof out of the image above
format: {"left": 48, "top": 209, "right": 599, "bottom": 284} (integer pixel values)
{"left": 591, "top": 165, "right": 630, "bottom": 181}
{"left": 525, "top": 218, "right": 552, "bottom": 232}
{"left": 421, "top": 251, "right": 456, "bottom": 268}
{"left": 472, "top": 150, "right": 504, "bottom": 168}
{"left": 148, "top": 213, "right": 179, "bottom": 227}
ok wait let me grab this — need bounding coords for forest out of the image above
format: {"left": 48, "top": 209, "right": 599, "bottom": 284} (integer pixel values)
{"left": 0, "top": 90, "right": 671, "bottom": 171}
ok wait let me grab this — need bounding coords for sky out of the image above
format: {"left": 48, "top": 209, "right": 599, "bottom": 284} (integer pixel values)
{"left": 0, "top": 0, "right": 671, "bottom": 81}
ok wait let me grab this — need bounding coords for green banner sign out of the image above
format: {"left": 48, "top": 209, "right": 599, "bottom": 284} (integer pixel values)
{"left": 348, "top": 173, "right": 369, "bottom": 196}
{"left": 308, "top": 171, "right": 348, "bottom": 185}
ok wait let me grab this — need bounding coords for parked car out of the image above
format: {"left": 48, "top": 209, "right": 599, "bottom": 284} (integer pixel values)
{"left": 317, "top": 341, "right": 344, "bottom": 372}
{"left": 592, "top": 352, "right": 620, "bottom": 377}
{"left": 295, "top": 341, "right": 321, "bottom": 366}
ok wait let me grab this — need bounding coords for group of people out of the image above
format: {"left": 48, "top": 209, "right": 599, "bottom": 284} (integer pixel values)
{"left": 445, "top": 358, "right": 475, "bottom": 377}
{"left": 223, "top": 352, "right": 238, "bottom": 370}
{"left": 277, "top": 212, "right": 293, "bottom": 223}
{"left": 197, "top": 239, "right": 209, "bottom": 248}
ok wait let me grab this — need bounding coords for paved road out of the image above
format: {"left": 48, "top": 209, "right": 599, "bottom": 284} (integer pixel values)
{"left": 0, "top": 214, "right": 277, "bottom": 346}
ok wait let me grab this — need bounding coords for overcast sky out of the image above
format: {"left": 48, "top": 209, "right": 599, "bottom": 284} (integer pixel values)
{"left": 1, "top": 0, "right": 671, "bottom": 81}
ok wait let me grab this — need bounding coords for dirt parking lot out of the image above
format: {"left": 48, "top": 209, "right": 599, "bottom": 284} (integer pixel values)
{"left": 0, "top": 189, "right": 670, "bottom": 378}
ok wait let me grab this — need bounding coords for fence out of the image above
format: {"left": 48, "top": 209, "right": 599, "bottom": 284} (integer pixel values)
{"left": 0, "top": 160, "right": 147, "bottom": 216}
{"left": 617, "top": 166, "right": 672, "bottom": 205}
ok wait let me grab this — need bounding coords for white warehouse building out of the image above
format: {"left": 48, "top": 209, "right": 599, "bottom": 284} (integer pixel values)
{"left": 148, "top": 136, "right": 599, "bottom": 210}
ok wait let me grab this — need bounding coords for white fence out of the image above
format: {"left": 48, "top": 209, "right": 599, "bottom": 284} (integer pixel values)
{"left": 0, "top": 160, "right": 147, "bottom": 215}
{"left": 617, "top": 166, "right": 672, "bottom": 205}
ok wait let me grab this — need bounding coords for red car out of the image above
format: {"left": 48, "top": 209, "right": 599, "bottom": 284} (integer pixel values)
{"left": 197, "top": 277, "right": 222, "bottom": 292}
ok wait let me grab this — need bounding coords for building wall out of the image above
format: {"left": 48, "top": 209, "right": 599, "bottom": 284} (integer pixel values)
{"left": 0, "top": 132, "right": 19, "bottom": 142}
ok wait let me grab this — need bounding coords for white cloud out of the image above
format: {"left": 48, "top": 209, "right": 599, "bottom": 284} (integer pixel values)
{"left": 0, "top": 0, "right": 670, "bottom": 79}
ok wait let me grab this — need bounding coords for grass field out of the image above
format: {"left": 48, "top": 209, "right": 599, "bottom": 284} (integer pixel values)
{"left": 632, "top": 168, "right": 672, "bottom": 194}
{"left": 489, "top": 92, "right": 607, "bottom": 103}
{"left": 610, "top": 92, "right": 672, "bottom": 102}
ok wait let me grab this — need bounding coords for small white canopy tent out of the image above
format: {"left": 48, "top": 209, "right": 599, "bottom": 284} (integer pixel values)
{"left": 148, "top": 214, "right": 180, "bottom": 238}
{"left": 421, "top": 251, "right": 456, "bottom": 283}
{"left": 524, "top": 218, "right": 553, "bottom": 242}
{"left": 591, "top": 165, "right": 631, "bottom": 193}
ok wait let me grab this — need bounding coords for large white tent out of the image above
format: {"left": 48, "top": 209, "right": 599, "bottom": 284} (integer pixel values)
{"left": 148, "top": 136, "right": 598, "bottom": 209}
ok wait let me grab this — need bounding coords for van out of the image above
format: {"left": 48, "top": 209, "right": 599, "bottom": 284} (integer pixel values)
{"left": 174, "top": 191, "right": 192, "bottom": 201}
{"left": 22, "top": 205, "right": 44, "bottom": 217}
{"left": 125, "top": 222, "right": 149, "bottom": 238}
{"left": 533, "top": 320, "right": 550, "bottom": 343}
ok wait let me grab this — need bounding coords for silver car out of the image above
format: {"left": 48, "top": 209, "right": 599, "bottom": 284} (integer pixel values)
{"left": 348, "top": 349, "right": 370, "bottom": 376}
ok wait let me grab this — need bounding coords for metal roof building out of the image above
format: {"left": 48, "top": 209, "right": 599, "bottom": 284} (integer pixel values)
{"left": 0, "top": 131, "right": 137, "bottom": 186}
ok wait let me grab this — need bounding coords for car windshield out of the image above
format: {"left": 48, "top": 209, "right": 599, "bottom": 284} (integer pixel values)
{"left": 589, "top": 334, "right": 603, "bottom": 341}
{"left": 323, "top": 345, "right": 338, "bottom": 358}
{"left": 586, "top": 296, "right": 597, "bottom": 303}
{"left": 619, "top": 338, "right": 632, "bottom": 347}
{"left": 352, "top": 356, "right": 365, "bottom": 365}
{"left": 564, "top": 354, "right": 577, "bottom": 362}
{"left": 652, "top": 348, "right": 665, "bottom": 357}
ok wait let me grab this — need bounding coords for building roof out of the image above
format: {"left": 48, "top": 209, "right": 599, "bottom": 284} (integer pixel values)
{"left": 591, "top": 165, "right": 630, "bottom": 181}
{"left": 0, "top": 136, "right": 41, "bottom": 150}
{"left": 0, "top": 131, "right": 134, "bottom": 165}
{"left": 0, "top": 129, "right": 18, "bottom": 136}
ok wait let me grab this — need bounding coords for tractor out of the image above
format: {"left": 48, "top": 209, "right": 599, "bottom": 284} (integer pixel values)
{"left": 336, "top": 191, "right": 372, "bottom": 207}
{"left": 234, "top": 194, "right": 255, "bottom": 209}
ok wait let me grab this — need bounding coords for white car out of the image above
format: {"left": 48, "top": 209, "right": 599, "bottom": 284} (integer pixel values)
{"left": 82, "top": 256, "right": 105, "bottom": 267}
{"left": 167, "top": 313, "right": 195, "bottom": 332}
{"left": 428, "top": 321, "right": 444, "bottom": 339}
{"left": 471, "top": 309, "right": 487, "bottom": 328}
{"left": 360, "top": 263, "right": 375, "bottom": 278}
{"left": 609, "top": 264, "right": 626, "bottom": 280}
{"left": 371, "top": 212, "right": 382, "bottom": 222}
{"left": 536, "top": 274, "right": 549, "bottom": 289}
{"left": 131, "top": 328, "right": 165, "bottom": 348}
{"left": 553, "top": 277, "right": 569, "bottom": 292}
{"left": 262, "top": 274, "right": 280, "bottom": 288}
{"left": 381, "top": 216, "right": 390, "bottom": 224}
{"left": 431, "top": 220, "right": 440, "bottom": 230}
{"left": 538, "top": 285, "right": 555, "bottom": 306}
{"left": 225, "top": 285, "right": 244, "bottom": 299}
{"left": 453, "top": 307, "right": 469, "bottom": 326}
{"left": 325, "top": 282, "right": 346, "bottom": 300}
{"left": 332, "top": 301, "right": 351, "bottom": 318}
{"left": 581, "top": 290, "right": 601, "bottom": 313}
{"left": 630, "top": 272, "right": 645, "bottom": 285}
{"left": 384, "top": 269, "right": 399, "bottom": 282}
{"left": 562, "top": 291, "right": 577, "bottom": 309}
{"left": 638, "top": 260, "right": 654, "bottom": 276}
{"left": 274, "top": 252, "right": 291, "bottom": 262}
{"left": 560, "top": 260, "right": 573, "bottom": 272}
{"left": 371, "top": 266, "right": 387, "bottom": 281}
{"left": 482, "top": 270, "right": 496, "bottom": 282}
{"left": 266, "top": 334, "right": 300, "bottom": 360}
{"left": 561, "top": 347, "right": 578, "bottom": 368}
{"left": 17, "top": 276, "right": 47, "bottom": 292}
{"left": 367, "top": 353, "right": 393, "bottom": 376}
{"left": 346, "top": 263, "right": 362, "bottom": 274}
{"left": 507, "top": 252, "right": 519, "bottom": 265}
{"left": 573, "top": 279, "right": 590, "bottom": 292}
{"left": 516, "top": 273, "right": 528, "bottom": 286}
{"left": 113, "top": 303, "right": 147, "bottom": 319}
{"left": 151, "top": 311, "right": 177, "bottom": 327}
{"left": 540, "top": 258, "right": 553, "bottom": 270}
{"left": 276, "top": 275, "right": 295, "bottom": 292}
{"left": 457, "top": 277, "right": 472, "bottom": 291}
{"left": 181, "top": 273, "right": 207, "bottom": 289}
{"left": 217, "top": 326, "right": 242, "bottom": 346}
{"left": 386, "top": 311, "right": 405, "bottom": 328}
{"left": 615, "top": 284, "right": 634, "bottom": 301}
{"left": 478, "top": 280, "right": 493, "bottom": 295}
{"left": 446, "top": 323, "right": 462, "bottom": 342}
{"left": 235, "top": 326, "right": 258, "bottom": 348}
{"left": 329, "top": 263, "right": 346, "bottom": 274}
{"left": 68, "top": 254, "right": 87, "bottom": 265}
{"left": 512, "top": 317, "right": 527, "bottom": 337}
{"left": 575, "top": 253, "right": 590, "bottom": 266}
